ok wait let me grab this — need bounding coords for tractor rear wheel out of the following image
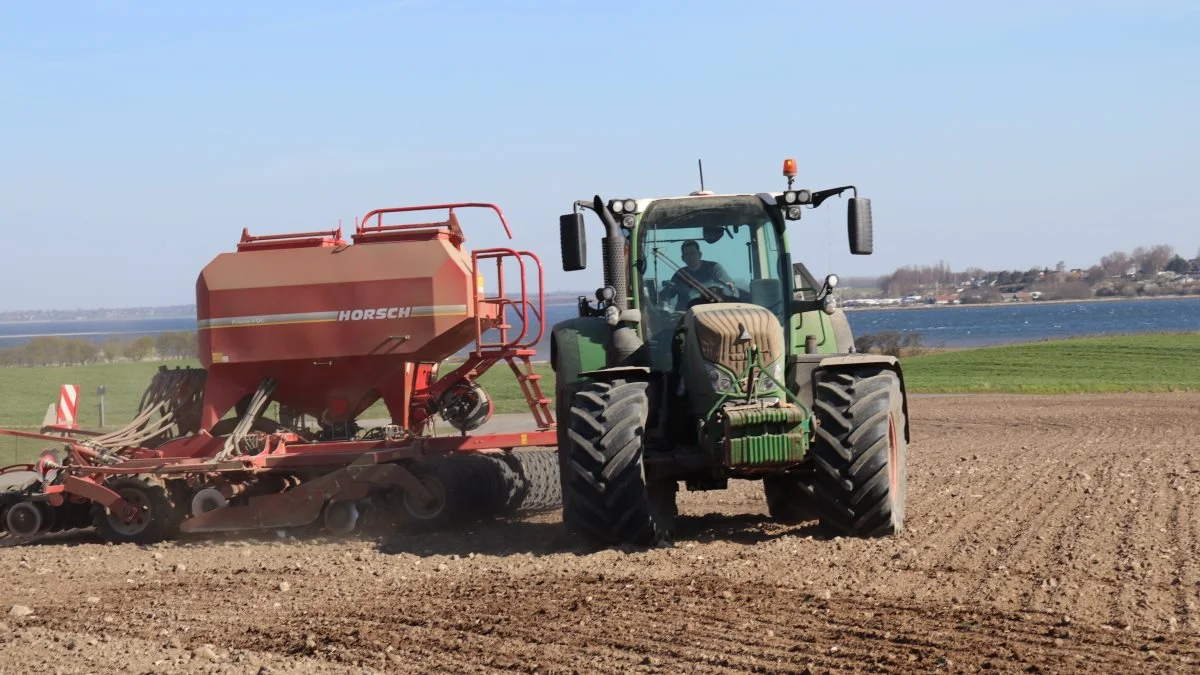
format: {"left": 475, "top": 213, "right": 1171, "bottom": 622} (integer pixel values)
{"left": 810, "top": 368, "right": 908, "bottom": 537}
{"left": 763, "top": 474, "right": 817, "bottom": 524}
{"left": 92, "top": 477, "right": 182, "bottom": 544}
{"left": 561, "top": 379, "right": 671, "bottom": 546}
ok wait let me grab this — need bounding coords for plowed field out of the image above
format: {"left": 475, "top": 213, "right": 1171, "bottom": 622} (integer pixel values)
{"left": 2, "top": 393, "right": 1198, "bottom": 673}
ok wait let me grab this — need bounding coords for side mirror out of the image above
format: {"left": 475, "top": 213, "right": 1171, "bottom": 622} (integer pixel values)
{"left": 560, "top": 213, "right": 586, "bottom": 271}
{"left": 848, "top": 197, "right": 873, "bottom": 255}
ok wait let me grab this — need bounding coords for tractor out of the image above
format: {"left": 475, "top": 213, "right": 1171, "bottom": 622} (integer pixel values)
{"left": 549, "top": 160, "right": 910, "bottom": 546}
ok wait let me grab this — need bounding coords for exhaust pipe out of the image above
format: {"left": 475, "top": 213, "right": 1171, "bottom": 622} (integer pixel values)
{"left": 593, "top": 195, "right": 629, "bottom": 310}
{"left": 592, "top": 195, "right": 644, "bottom": 365}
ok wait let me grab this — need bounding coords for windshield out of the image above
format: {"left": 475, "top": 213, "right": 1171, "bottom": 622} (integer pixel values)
{"left": 636, "top": 195, "right": 787, "bottom": 368}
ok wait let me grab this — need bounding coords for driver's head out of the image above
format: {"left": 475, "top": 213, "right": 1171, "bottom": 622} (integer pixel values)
{"left": 681, "top": 240, "right": 702, "bottom": 270}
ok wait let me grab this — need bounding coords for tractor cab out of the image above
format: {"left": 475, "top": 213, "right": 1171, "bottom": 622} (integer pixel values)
{"left": 634, "top": 194, "right": 790, "bottom": 370}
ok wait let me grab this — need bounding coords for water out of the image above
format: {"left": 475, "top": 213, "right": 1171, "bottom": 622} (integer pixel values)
{"left": 3, "top": 297, "right": 1199, "bottom": 360}
{"left": 845, "top": 296, "right": 1200, "bottom": 348}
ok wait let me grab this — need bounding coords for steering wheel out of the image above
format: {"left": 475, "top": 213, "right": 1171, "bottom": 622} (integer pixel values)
{"left": 686, "top": 285, "right": 737, "bottom": 308}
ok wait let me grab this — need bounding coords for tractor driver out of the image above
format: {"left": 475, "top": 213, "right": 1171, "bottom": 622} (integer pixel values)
{"left": 662, "top": 239, "right": 736, "bottom": 311}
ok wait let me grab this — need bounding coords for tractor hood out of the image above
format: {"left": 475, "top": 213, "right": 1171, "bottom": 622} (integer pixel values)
{"left": 680, "top": 303, "right": 787, "bottom": 416}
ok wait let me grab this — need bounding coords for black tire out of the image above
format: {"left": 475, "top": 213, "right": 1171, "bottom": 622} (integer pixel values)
{"left": 561, "top": 379, "right": 672, "bottom": 546}
{"left": 507, "top": 448, "right": 563, "bottom": 513}
{"left": 555, "top": 380, "right": 583, "bottom": 526}
{"left": 448, "top": 453, "right": 519, "bottom": 517}
{"left": 810, "top": 368, "right": 908, "bottom": 537}
{"left": 763, "top": 474, "right": 817, "bottom": 524}
{"left": 92, "top": 477, "right": 182, "bottom": 544}
{"left": 399, "top": 459, "right": 460, "bottom": 529}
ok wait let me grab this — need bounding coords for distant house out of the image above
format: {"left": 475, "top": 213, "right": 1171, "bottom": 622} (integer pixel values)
{"left": 1191, "top": 259, "right": 1200, "bottom": 274}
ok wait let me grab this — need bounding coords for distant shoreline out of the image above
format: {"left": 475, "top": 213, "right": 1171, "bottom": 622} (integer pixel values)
{"left": 842, "top": 293, "right": 1200, "bottom": 313}
{"left": 0, "top": 315, "right": 196, "bottom": 326}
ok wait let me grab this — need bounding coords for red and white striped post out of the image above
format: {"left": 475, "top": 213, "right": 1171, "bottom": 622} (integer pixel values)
{"left": 56, "top": 384, "right": 80, "bottom": 428}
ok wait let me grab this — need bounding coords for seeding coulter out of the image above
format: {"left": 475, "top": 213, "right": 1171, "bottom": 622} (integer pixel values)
{"left": 0, "top": 203, "right": 561, "bottom": 543}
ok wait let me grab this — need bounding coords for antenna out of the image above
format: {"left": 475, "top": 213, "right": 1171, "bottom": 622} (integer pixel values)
{"left": 697, "top": 159, "right": 705, "bottom": 192}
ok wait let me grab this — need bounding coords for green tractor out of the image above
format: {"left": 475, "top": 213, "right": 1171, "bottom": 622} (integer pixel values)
{"left": 549, "top": 160, "right": 910, "bottom": 546}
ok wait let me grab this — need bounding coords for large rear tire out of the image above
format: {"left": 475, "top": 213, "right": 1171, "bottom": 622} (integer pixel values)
{"left": 561, "top": 380, "right": 671, "bottom": 546}
{"left": 810, "top": 368, "right": 908, "bottom": 537}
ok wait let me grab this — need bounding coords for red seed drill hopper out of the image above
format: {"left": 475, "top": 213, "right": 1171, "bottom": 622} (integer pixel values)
{"left": 0, "top": 203, "right": 560, "bottom": 543}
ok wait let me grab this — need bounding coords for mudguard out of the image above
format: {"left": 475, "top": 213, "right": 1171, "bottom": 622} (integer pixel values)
{"left": 549, "top": 316, "right": 609, "bottom": 386}
{"left": 791, "top": 353, "right": 911, "bottom": 442}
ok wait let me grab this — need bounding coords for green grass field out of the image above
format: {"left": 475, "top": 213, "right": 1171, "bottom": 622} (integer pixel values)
{"left": 2, "top": 333, "right": 1197, "bottom": 464}
{"left": 900, "top": 333, "right": 1200, "bottom": 394}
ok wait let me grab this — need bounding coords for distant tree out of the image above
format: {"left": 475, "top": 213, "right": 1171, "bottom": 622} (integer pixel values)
{"left": 1055, "top": 260, "right": 1067, "bottom": 273}
{"left": 1045, "top": 281, "right": 1093, "bottom": 301}
{"left": 854, "top": 331, "right": 925, "bottom": 357}
{"left": 1130, "top": 246, "right": 1148, "bottom": 269}
{"left": 959, "top": 288, "right": 1003, "bottom": 304}
{"left": 1166, "top": 255, "right": 1191, "bottom": 274}
{"left": 125, "top": 336, "right": 156, "bottom": 361}
{"left": 1137, "top": 244, "right": 1175, "bottom": 276}
{"left": 1085, "top": 265, "right": 1105, "bottom": 282}
{"left": 155, "top": 331, "right": 196, "bottom": 359}
{"left": 101, "top": 338, "right": 125, "bottom": 362}
{"left": 1099, "top": 251, "right": 1129, "bottom": 278}
{"left": 60, "top": 338, "right": 100, "bottom": 365}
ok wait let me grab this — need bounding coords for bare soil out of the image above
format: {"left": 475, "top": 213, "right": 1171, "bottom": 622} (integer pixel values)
{"left": 2, "top": 393, "right": 1198, "bottom": 674}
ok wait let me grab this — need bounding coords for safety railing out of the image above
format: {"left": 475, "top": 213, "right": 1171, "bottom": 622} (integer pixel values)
{"left": 356, "top": 203, "right": 513, "bottom": 239}
{"left": 472, "top": 248, "right": 546, "bottom": 353}
{"left": 236, "top": 226, "right": 345, "bottom": 252}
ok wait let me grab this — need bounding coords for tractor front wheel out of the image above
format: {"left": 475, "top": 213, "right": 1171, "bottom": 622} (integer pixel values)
{"left": 810, "top": 368, "right": 908, "bottom": 537}
{"left": 561, "top": 379, "right": 671, "bottom": 547}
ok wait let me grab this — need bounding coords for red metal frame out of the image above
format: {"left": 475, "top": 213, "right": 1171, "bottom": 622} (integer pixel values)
{"left": 236, "top": 226, "right": 346, "bottom": 252}
{"left": 356, "top": 203, "right": 513, "bottom": 239}
{"left": 0, "top": 201, "right": 556, "bottom": 537}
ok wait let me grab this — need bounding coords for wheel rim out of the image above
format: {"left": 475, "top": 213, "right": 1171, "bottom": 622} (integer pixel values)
{"left": 107, "top": 488, "right": 152, "bottom": 535}
{"left": 6, "top": 502, "right": 43, "bottom": 537}
{"left": 402, "top": 475, "right": 447, "bottom": 520}
{"left": 191, "top": 487, "right": 227, "bottom": 516}
{"left": 324, "top": 500, "right": 360, "bottom": 534}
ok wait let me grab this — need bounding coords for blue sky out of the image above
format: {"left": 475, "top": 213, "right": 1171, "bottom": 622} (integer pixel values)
{"left": 1, "top": 1, "right": 1197, "bottom": 311}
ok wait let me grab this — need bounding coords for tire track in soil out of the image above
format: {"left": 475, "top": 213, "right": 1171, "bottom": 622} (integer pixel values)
{"left": 1099, "top": 416, "right": 1194, "bottom": 632}
{"left": 910, "top": 400, "right": 1090, "bottom": 603}
{"left": 1036, "top": 441, "right": 1126, "bottom": 620}
{"left": 977, "top": 418, "right": 1135, "bottom": 616}
{"left": 27, "top": 574, "right": 1200, "bottom": 674}
{"left": 1122, "top": 451, "right": 1174, "bottom": 629}
{"left": 1174, "top": 454, "right": 1200, "bottom": 631}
